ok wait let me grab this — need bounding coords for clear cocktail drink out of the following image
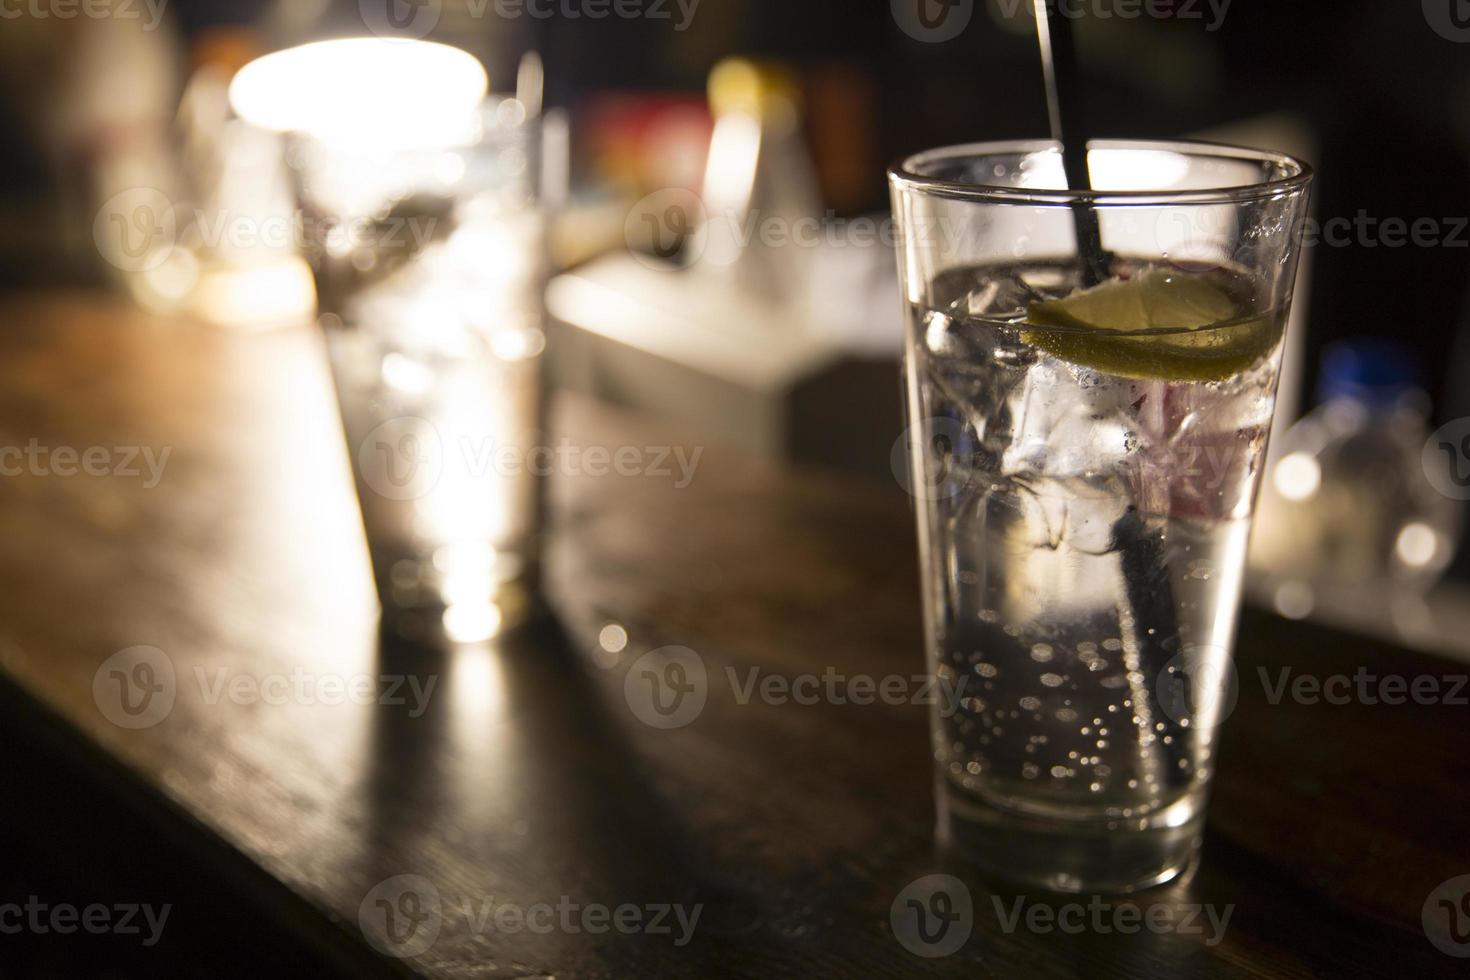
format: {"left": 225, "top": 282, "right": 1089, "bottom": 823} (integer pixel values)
{"left": 891, "top": 142, "right": 1312, "bottom": 891}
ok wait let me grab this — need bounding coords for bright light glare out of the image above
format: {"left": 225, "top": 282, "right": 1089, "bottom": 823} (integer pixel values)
{"left": 1395, "top": 523, "right": 1439, "bottom": 569}
{"left": 1273, "top": 452, "right": 1322, "bottom": 502}
{"left": 1090, "top": 149, "right": 1191, "bottom": 190}
{"left": 1020, "top": 148, "right": 1191, "bottom": 192}
{"left": 192, "top": 256, "right": 316, "bottom": 330}
{"left": 434, "top": 542, "right": 497, "bottom": 575}
{"left": 229, "top": 39, "right": 488, "bottom": 147}
{"left": 598, "top": 624, "right": 629, "bottom": 654}
{"left": 381, "top": 352, "right": 435, "bottom": 395}
{"left": 441, "top": 568, "right": 495, "bottom": 606}
{"left": 443, "top": 602, "right": 503, "bottom": 644}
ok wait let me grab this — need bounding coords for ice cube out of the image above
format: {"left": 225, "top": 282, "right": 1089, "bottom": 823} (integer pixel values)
{"left": 1002, "top": 358, "right": 1134, "bottom": 483}
{"left": 922, "top": 310, "right": 1034, "bottom": 446}
{"left": 945, "top": 269, "right": 1048, "bottom": 321}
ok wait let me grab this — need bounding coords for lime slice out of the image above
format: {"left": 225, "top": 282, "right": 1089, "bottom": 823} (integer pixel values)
{"left": 1023, "top": 268, "right": 1280, "bottom": 382}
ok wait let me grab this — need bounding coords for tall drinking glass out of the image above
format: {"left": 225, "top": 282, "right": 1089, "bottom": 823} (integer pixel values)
{"left": 291, "top": 99, "right": 547, "bottom": 644}
{"left": 890, "top": 140, "right": 1312, "bottom": 892}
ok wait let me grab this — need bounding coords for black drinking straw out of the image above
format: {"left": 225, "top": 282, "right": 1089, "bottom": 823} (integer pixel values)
{"left": 1033, "top": 0, "right": 1110, "bottom": 286}
{"left": 1034, "top": 1, "right": 1190, "bottom": 791}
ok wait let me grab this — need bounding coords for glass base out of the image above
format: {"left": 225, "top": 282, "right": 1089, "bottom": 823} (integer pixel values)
{"left": 937, "top": 780, "right": 1203, "bottom": 894}
{"left": 375, "top": 571, "right": 540, "bottom": 647}
{"left": 361, "top": 535, "right": 542, "bottom": 646}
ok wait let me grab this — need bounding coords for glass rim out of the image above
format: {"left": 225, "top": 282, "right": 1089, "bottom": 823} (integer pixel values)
{"left": 889, "top": 138, "right": 1313, "bottom": 207}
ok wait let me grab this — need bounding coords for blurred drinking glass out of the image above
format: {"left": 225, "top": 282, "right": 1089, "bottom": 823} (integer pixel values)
{"left": 233, "top": 40, "right": 548, "bottom": 643}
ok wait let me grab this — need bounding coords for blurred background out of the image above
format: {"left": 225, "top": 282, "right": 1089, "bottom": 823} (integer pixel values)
{"left": 5, "top": 0, "right": 1470, "bottom": 625}
{"left": 3, "top": 1, "right": 1470, "bottom": 969}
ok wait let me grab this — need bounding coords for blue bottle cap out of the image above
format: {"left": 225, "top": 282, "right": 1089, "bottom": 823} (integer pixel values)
{"left": 1318, "top": 339, "right": 1423, "bottom": 406}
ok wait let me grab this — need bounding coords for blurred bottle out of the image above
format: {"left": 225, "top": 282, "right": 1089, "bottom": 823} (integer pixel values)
{"left": 697, "top": 57, "right": 821, "bottom": 305}
{"left": 1250, "top": 341, "right": 1462, "bottom": 600}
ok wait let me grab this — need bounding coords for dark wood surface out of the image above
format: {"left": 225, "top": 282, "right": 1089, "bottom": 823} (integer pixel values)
{"left": 0, "top": 292, "right": 1466, "bottom": 977}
